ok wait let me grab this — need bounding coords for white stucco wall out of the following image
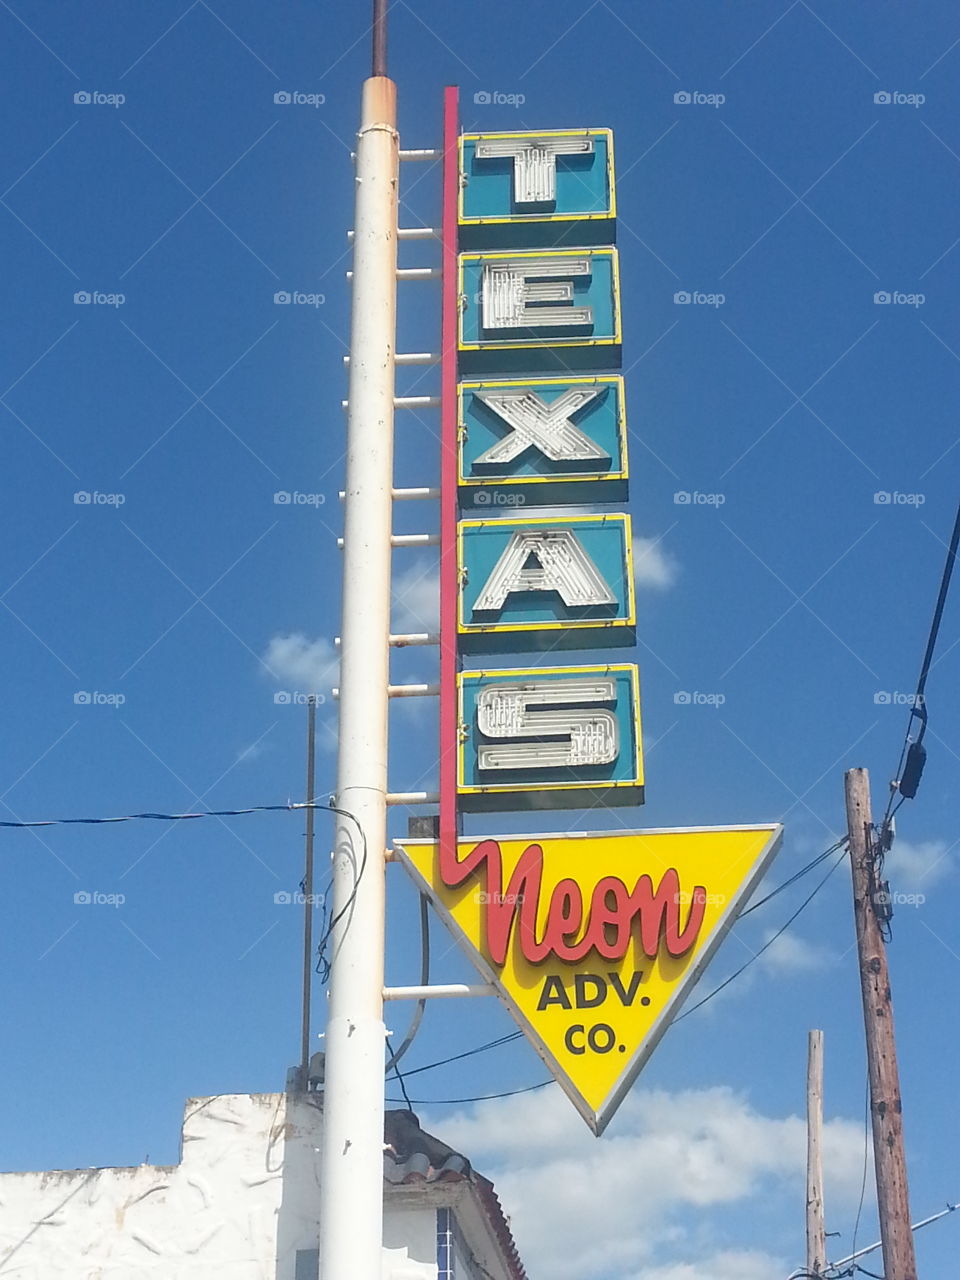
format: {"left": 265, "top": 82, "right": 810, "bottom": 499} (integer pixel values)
{"left": 0, "top": 1093, "right": 440, "bottom": 1280}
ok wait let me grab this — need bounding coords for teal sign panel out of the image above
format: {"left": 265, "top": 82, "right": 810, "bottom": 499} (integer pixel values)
{"left": 459, "top": 129, "right": 616, "bottom": 249}
{"left": 458, "top": 248, "right": 622, "bottom": 373}
{"left": 458, "top": 514, "right": 635, "bottom": 653}
{"left": 458, "top": 664, "right": 644, "bottom": 811}
{"left": 458, "top": 375, "right": 628, "bottom": 507}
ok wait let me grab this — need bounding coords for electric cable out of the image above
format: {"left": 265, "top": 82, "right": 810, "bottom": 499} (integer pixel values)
{"left": 400, "top": 1031, "right": 523, "bottom": 1080}
{"left": 385, "top": 1079, "right": 553, "bottom": 1105}
{"left": 849, "top": 1078, "right": 872, "bottom": 1276}
{"left": 385, "top": 893, "right": 431, "bottom": 1075}
{"left": 0, "top": 801, "right": 320, "bottom": 828}
{"left": 675, "top": 847, "right": 848, "bottom": 1022}
{"left": 314, "top": 802, "right": 368, "bottom": 984}
{"left": 880, "top": 496, "right": 960, "bottom": 839}
{"left": 739, "top": 839, "right": 847, "bottom": 917}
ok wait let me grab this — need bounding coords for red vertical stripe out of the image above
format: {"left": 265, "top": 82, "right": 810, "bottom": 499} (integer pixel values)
{"left": 438, "top": 86, "right": 460, "bottom": 873}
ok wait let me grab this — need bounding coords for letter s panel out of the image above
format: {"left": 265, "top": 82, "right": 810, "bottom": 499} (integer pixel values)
{"left": 457, "top": 664, "right": 644, "bottom": 811}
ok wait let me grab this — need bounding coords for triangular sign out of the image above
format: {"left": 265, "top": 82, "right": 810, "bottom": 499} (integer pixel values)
{"left": 394, "top": 824, "right": 783, "bottom": 1134}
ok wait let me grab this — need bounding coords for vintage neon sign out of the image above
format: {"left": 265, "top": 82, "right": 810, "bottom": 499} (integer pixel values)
{"left": 396, "top": 826, "right": 784, "bottom": 1133}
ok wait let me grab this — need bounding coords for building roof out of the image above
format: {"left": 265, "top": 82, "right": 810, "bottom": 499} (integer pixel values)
{"left": 383, "top": 1107, "right": 528, "bottom": 1280}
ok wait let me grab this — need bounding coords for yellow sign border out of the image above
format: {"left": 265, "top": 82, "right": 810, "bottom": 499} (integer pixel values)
{"left": 457, "top": 374, "right": 628, "bottom": 488}
{"left": 457, "top": 662, "right": 643, "bottom": 796}
{"left": 458, "top": 127, "right": 617, "bottom": 226}
{"left": 458, "top": 247, "right": 623, "bottom": 353}
{"left": 456, "top": 513, "right": 636, "bottom": 636}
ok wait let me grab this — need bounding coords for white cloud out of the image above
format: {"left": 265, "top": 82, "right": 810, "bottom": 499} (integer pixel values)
{"left": 392, "top": 558, "right": 439, "bottom": 632}
{"left": 884, "top": 837, "right": 954, "bottom": 890}
{"left": 427, "top": 1084, "right": 869, "bottom": 1280}
{"left": 262, "top": 632, "right": 338, "bottom": 693}
{"left": 633, "top": 1249, "right": 784, "bottom": 1280}
{"left": 634, "top": 536, "right": 678, "bottom": 590}
{"left": 760, "top": 929, "right": 833, "bottom": 974}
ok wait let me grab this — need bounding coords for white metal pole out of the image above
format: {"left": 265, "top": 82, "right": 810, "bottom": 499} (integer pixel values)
{"left": 318, "top": 72, "right": 398, "bottom": 1280}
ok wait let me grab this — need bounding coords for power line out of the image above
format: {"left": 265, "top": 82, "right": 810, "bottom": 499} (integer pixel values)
{"left": 0, "top": 801, "right": 322, "bottom": 829}
{"left": 880, "top": 496, "right": 960, "bottom": 835}
{"left": 386, "top": 1080, "right": 553, "bottom": 1106}
{"left": 675, "top": 847, "right": 848, "bottom": 1021}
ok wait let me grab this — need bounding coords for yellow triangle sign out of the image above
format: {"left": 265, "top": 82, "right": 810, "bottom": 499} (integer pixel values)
{"left": 395, "top": 825, "right": 783, "bottom": 1134}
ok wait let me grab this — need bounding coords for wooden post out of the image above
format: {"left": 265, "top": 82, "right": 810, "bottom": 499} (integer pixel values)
{"left": 844, "top": 767, "right": 918, "bottom": 1280}
{"left": 806, "top": 1029, "right": 826, "bottom": 1276}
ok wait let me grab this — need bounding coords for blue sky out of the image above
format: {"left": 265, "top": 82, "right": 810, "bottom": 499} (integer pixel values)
{"left": 1, "top": 1, "right": 959, "bottom": 1276}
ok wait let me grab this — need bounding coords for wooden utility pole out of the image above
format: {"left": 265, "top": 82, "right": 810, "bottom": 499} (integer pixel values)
{"left": 844, "top": 767, "right": 918, "bottom": 1280}
{"left": 806, "top": 1029, "right": 826, "bottom": 1276}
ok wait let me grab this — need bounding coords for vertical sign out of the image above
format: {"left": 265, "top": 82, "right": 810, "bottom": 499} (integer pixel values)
{"left": 417, "top": 95, "right": 781, "bottom": 1133}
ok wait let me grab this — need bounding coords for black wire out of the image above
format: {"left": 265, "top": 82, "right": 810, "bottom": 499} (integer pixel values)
{"left": 850, "top": 1076, "right": 871, "bottom": 1270}
{"left": 400, "top": 1031, "right": 523, "bottom": 1080}
{"left": 740, "top": 839, "right": 847, "bottom": 917}
{"left": 392, "top": 1063, "right": 414, "bottom": 1110}
{"left": 314, "top": 802, "right": 368, "bottom": 984}
{"left": 880, "top": 496, "right": 960, "bottom": 835}
{"left": 675, "top": 849, "right": 848, "bottom": 1022}
{"left": 386, "top": 1079, "right": 553, "bottom": 1105}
